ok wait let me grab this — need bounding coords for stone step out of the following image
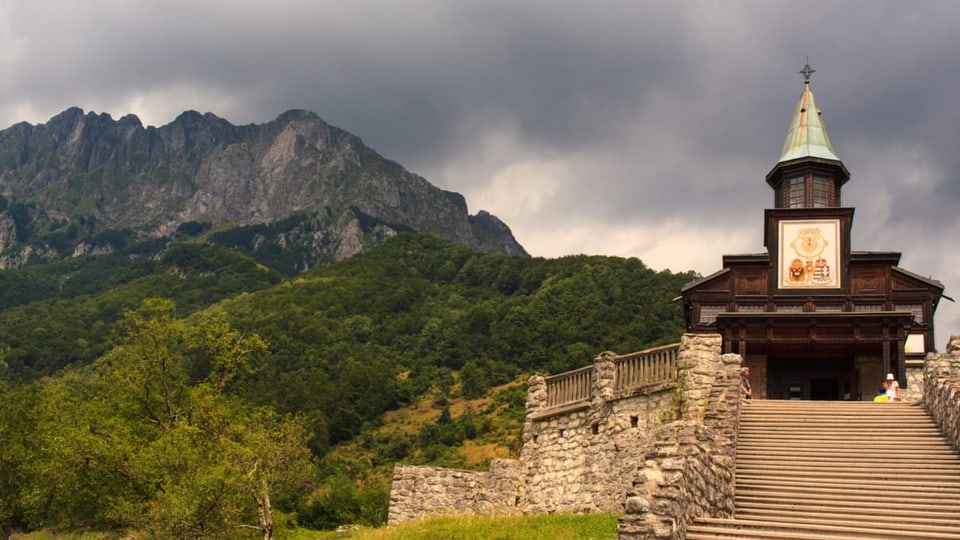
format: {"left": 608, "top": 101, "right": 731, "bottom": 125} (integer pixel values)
{"left": 740, "top": 422, "right": 935, "bottom": 429}
{"left": 736, "top": 449, "right": 958, "bottom": 461}
{"left": 736, "top": 475, "right": 960, "bottom": 493}
{"left": 737, "top": 449, "right": 960, "bottom": 462}
{"left": 738, "top": 466, "right": 960, "bottom": 476}
{"left": 739, "top": 424, "right": 943, "bottom": 433}
{"left": 740, "top": 407, "right": 934, "bottom": 415}
{"left": 740, "top": 430, "right": 944, "bottom": 439}
{"left": 737, "top": 473, "right": 960, "bottom": 486}
{"left": 739, "top": 406, "right": 930, "bottom": 414}
{"left": 742, "top": 419, "right": 927, "bottom": 426}
{"left": 734, "top": 504, "right": 960, "bottom": 528}
{"left": 736, "top": 475, "right": 960, "bottom": 500}
{"left": 742, "top": 400, "right": 923, "bottom": 408}
{"left": 737, "top": 442, "right": 951, "bottom": 453}
{"left": 735, "top": 501, "right": 960, "bottom": 526}
{"left": 740, "top": 409, "right": 933, "bottom": 416}
{"left": 738, "top": 408, "right": 929, "bottom": 419}
{"left": 736, "top": 462, "right": 960, "bottom": 476}
{"left": 739, "top": 421, "right": 942, "bottom": 430}
{"left": 736, "top": 491, "right": 960, "bottom": 511}
{"left": 739, "top": 431, "right": 955, "bottom": 440}
{"left": 737, "top": 443, "right": 954, "bottom": 454}
{"left": 738, "top": 476, "right": 960, "bottom": 496}
{"left": 741, "top": 412, "right": 938, "bottom": 422}
{"left": 687, "top": 517, "right": 960, "bottom": 540}
{"left": 688, "top": 400, "right": 960, "bottom": 539}
{"left": 735, "top": 490, "right": 960, "bottom": 512}
{"left": 738, "top": 434, "right": 952, "bottom": 445}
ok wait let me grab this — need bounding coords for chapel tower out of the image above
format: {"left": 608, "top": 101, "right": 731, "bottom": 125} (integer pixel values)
{"left": 680, "top": 62, "right": 946, "bottom": 400}
{"left": 766, "top": 62, "right": 849, "bottom": 211}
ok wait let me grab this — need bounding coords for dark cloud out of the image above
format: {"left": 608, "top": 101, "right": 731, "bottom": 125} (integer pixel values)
{"left": 1, "top": 0, "right": 958, "bottom": 337}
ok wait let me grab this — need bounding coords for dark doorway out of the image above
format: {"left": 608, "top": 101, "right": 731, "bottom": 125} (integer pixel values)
{"left": 810, "top": 378, "right": 839, "bottom": 400}
{"left": 767, "top": 354, "right": 854, "bottom": 400}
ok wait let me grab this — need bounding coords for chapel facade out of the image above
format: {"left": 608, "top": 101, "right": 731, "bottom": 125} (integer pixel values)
{"left": 680, "top": 64, "right": 947, "bottom": 400}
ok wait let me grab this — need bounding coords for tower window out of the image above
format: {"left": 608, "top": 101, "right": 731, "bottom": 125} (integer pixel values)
{"left": 785, "top": 177, "right": 805, "bottom": 208}
{"left": 812, "top": 177, "right": 831, "bottom": 207}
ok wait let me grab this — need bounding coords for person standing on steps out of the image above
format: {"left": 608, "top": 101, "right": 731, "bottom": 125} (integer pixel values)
{"left": 741, "top": 367, "right": 752, "bottom": 399}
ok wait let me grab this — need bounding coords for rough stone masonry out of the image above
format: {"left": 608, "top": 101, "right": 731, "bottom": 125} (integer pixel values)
{"left": 388, "top": 333, "right": 742, "bottom": 537}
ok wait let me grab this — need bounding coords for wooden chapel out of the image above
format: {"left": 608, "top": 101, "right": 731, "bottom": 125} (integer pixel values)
{"left": 680, "top": 64, "right": 947, "bottom": 400}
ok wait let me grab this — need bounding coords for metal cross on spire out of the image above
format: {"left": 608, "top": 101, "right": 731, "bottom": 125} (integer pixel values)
{"left": 799, "top": 57, "right": 815, "bottom": 83}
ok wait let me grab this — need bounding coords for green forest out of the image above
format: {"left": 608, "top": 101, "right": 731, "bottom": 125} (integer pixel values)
{"left": 0, "top": 232, "right": 697, "bottom": 538}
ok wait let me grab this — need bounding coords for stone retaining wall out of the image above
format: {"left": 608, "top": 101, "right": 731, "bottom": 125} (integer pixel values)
{"left": 923, "top": 335, "right": 960, "bottom": 451}
{"left": 520, "top": 375, "right": 677, "bottom": 515}
{"left": 387, "top": 459, "right": 524, "bottom": 525}
{"left": 387, "top": 334, "right": 734, "bottom": 535}
{"left": 388, "top": 344, "right": 686, "bottom": 524}
{"left": 618, "top": 334, "right": 741, "bottom": 539}
{"left": 904, "top": 362, "right": 925, "bottom": 401}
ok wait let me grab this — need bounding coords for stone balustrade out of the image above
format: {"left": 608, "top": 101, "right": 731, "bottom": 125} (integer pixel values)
{"left": 535, "top": 344, "right": 680, "bottom": 419}
{"left": 543, "top": 364, "right": 592, "bottom": 410}
{"left": 614, "top": 344, "right": 679, "bottom": 394}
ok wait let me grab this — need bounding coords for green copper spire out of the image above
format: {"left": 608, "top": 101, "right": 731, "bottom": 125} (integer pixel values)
{"left": 778, "top": 62, "right": 841, "bottom": 163}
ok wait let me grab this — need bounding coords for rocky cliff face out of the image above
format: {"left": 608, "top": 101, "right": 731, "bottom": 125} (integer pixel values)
{"left": 0, "top": 107, "right": 526, "bottom": 270}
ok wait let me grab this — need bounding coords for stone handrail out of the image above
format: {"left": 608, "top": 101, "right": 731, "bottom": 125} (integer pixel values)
{"left": 614, "top": 343, "right": 679, "bottom": 393}
{"left": 543, "top": 364, "right": 592, "bottom": 409}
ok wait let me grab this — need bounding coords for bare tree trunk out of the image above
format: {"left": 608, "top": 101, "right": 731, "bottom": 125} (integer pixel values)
{"left": 256, "top": 480, "right": 273, "bottom": 540}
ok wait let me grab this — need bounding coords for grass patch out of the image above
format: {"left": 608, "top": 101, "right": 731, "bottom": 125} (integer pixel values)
{"left": 10, "top": 534, "right": 119, "bottom": 540}
{"left": 11, "top": 512, "right": 619, "bottom": 540}
{"left": 306, "top": 513, "right": 620, "bottom": 540}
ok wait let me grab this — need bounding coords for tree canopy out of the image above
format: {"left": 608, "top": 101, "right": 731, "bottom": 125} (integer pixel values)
{"left": 0, "top": 232, "right": 699, "bottom": 535}
{"left": 1, "top": 299, "right": 312, "bottom": 538}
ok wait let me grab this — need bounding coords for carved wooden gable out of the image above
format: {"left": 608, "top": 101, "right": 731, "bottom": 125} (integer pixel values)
{"left": 736, "top": 268, "right": 768, "bottom": 295}
{"left": 850, "top": 267, "right": 885, "bottom": 295}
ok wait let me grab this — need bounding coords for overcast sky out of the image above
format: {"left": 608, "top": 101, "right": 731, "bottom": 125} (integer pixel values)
{"left": 1, "top": 1, "right": 958, "bottom": 343}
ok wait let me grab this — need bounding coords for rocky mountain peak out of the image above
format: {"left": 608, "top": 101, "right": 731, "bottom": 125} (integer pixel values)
{"left": 0, "top": 107, "right": 527, "bottom": 272}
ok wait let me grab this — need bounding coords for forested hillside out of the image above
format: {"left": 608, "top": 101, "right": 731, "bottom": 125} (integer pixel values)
{"left": 0, "top": 232, "right": 697, "bottom": 536}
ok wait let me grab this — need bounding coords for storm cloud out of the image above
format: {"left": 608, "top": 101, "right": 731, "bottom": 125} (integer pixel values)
{"left": 1, "top": 0, "right": 957, "bottom": 340}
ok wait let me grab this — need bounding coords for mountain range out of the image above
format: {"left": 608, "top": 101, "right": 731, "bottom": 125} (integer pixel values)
{"left": 0, "top": 107, "right": 527, "bottom": 272}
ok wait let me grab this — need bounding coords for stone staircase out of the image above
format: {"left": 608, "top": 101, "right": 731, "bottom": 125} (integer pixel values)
{"left": 686, "top": 400, "right": 960, "bottom": 540}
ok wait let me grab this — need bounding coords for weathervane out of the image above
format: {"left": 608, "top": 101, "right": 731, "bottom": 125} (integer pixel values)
{"left": 799, "top": 57, "right": 815, "bottom": 83}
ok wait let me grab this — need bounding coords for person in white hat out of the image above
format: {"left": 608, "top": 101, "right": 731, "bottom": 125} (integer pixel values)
{"left": 885, "top": 373, "right": 900, "bottom": 401}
